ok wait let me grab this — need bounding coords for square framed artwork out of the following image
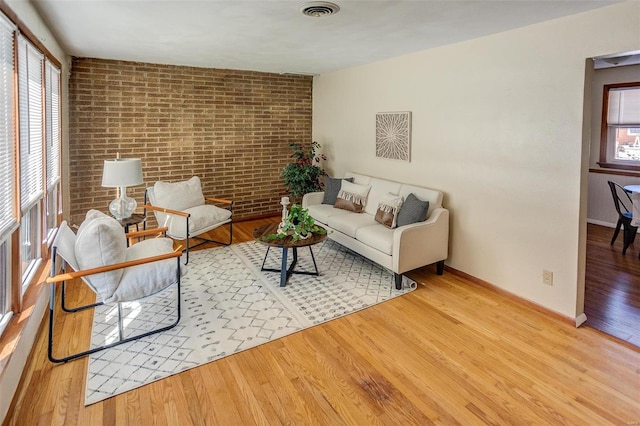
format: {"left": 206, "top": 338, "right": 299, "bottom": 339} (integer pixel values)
{"left": 376, "top": 111, "right": 411, "bottom": 162}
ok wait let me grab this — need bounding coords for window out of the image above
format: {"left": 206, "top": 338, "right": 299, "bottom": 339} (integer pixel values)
{"left": 0, "top": 9, "right": 61, "bottom": 335}
{"left": 0, "top": 13, "right": 15, "bottom": 335}
{"left": 599, "top": 83, "right": 640, "bottom": 170}
{"left": 18, "top": 35, "right": 44, "bottom": 292}
{"left": 45, "top": 60, "right": 60, "bottom": 242}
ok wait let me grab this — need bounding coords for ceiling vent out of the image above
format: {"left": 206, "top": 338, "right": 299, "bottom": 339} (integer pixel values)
{"left": 300, "top": 2, "right": 340, "bottom": 18}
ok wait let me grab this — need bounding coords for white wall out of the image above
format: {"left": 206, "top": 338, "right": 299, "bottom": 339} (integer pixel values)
{"left": 0, "top": 0, "right": 68, "bottom": 422}
{"left": 313, "top": 2, "right": 640, "bottom": 319}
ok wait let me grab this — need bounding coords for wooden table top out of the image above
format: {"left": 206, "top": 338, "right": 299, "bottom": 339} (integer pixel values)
{"left": 253, "top": 222, "right": 327, "bottom": 248}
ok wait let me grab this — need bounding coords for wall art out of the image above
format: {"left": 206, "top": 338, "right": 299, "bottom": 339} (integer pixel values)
{"left": 375, "top": 111, "right": 411, "bottom": 161}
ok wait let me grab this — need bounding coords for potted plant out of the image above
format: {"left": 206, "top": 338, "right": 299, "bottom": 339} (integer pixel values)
{"left": 261, "top": 204, "right": 326, "bottom": 242}
{"left": 281, "top": 141, "right": 327, "bottom": 198}
{"left": 284, "top": 204, "right": 326, "bottom": 240}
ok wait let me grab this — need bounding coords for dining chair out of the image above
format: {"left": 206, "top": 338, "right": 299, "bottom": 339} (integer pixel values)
{"left": 607, "top": 181, "right": 638, "bottom": 255}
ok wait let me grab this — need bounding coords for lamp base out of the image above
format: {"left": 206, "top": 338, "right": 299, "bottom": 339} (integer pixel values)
{"left": 109, "top": 195, "right": 137, "bottom": 220}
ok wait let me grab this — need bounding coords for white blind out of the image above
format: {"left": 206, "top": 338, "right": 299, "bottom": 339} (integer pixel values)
{"left": 45, "top": 60, "right": 60, "bottom": 191}
{"left": 608, "top": 87, "right": 640, "bottom": 126}
{"left": 17, "top": 35, "right": 44, "bottom": 212}
{"left": 0, "top": 14, "right": 16, "bottom": 237}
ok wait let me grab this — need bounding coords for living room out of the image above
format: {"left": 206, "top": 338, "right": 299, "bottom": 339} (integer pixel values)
{"left": 1, "top": 0, "right": 640, "bottom": 424}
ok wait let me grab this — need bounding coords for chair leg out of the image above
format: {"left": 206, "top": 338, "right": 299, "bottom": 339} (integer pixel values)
{"left": 611, "top": 219, "right": 622, "bottom": 245}
{"left": 622, "top": 225, "right": 635, "bottom": 255}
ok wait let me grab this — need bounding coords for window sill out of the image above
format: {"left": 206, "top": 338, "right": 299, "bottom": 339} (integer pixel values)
{"left": 596, "top": 162, "right": 640, "bottom": 172}
{"left": 590, "top": 167, "right": 640, "bottom": 178}
{"left": 0, "top": 260, "right": 49, "bottom": 383}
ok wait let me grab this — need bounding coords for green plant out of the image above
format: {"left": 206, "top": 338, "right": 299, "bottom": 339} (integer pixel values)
{"left": 260, "top": 204, "right": 326, "bottom": 242}
{"left": 280, "top": 141, "right": 327, "bottom": 198}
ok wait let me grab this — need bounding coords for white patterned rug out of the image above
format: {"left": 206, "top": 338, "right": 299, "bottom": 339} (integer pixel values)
{"left": 84, "top": 239, "right": 417, "bottom": 405}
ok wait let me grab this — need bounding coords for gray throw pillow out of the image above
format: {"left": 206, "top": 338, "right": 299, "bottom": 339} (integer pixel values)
{"left": 396, "top": 193, "right": 429, "bottom": 227}
{"left": 322, "top": 177, "right": 354, "bottom": 204}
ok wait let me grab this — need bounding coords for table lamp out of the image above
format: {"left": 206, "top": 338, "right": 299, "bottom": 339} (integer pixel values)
{"left": 101, "top": 157, "right": 143, "bottom": 220}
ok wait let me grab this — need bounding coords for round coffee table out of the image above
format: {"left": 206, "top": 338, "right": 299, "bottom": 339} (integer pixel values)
{"left": 253, "top": 222, "right": 327, "bottom": 287}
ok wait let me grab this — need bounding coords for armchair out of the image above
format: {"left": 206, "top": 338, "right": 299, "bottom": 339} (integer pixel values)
{"left": 47, "top": 210, "right": 184, "bottom": 363}
{"left": 143, "top": 176, "right": 233, "bottom": 264}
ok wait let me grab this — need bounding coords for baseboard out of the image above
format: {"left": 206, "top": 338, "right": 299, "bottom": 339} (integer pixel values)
{"left": 587, "top": 218, "right": 640, "bottom": 233}
{"left": 234, "top": 212, "right": 280, "bottom": 222}
{"left": 575, "top": 313, "right": 587, "bottom": 327}
{"left": 444, "top": 266, "right": 576, "bottom": 327}
{"left": 587, "top": 218, "right": 615, "bottom": 228}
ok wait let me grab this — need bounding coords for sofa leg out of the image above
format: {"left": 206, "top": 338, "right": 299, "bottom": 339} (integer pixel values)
{"left": 394, "top": 273, "right": 402, "bottom": 290}
{"left": 436, "top": 260, "right": 444, "bottom": 275}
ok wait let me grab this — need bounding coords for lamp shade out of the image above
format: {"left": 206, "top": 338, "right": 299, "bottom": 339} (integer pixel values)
{"left": 101, "top": 158, "right": 143, "bottom": 188}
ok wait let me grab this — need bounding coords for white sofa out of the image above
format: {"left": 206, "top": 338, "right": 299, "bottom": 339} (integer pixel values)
{"left": 302, "top": 172, "right": 449, "bottom": 289}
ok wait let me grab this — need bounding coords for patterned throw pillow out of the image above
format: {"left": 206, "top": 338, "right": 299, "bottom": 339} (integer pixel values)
{"left": 375, "top": 194, "right": 404, "bottom": 228}
{"left": 334, "top": 181, "right": 371, "bottom": 213}
{"left": 396, "top": 193, "right": 429, "bottom": 227}
{"left": 322, "top": 176, "right": 354, "bottom": 204}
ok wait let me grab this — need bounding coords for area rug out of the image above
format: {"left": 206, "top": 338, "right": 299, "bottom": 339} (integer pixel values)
{"left": 84, "top": 239, "right": 417, "bottom": 405}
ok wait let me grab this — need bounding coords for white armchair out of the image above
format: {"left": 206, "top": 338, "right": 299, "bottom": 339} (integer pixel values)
{"left": 47, "top": 210, "right": 183, "bottom": 363}
{"left": 143, "top": 176, "right": 233, "bottom": 264}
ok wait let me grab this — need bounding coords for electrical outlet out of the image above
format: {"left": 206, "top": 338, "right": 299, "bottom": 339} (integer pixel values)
{"left": 542, "top": 270, "right": 553, "bottom": 286}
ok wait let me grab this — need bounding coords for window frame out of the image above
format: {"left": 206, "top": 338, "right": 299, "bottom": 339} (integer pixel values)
{"left": 598, "top": 81, "right": 640, "bottom": 171}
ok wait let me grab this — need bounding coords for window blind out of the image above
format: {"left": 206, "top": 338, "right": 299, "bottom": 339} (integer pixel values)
{"left": 0, "top": 14, "right": 16, "bottom": 238}
{"left": 608, "top": 87, "right": 640, "bottom": 127}
{"left": 17, "top": 35, "right": 44, "bottom": 213}
{"left": 45, "top": 60, "right": 60, "bottom": 191}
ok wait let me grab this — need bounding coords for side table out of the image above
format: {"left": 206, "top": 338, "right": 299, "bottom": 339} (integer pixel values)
{"left": 115, "top": 213, "right": 146, "bottom": 233}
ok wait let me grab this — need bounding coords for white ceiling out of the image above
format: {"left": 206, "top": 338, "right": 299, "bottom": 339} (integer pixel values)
{"left": 32, "top": 0, "right": 624, "bottom": 75}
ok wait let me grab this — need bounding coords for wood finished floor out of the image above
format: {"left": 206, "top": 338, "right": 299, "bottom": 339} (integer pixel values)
{"left": 5, "top": 218, "right": 640, "bottom": 425}
{"left": 585, "top": 223, "right": 640, "bottom": 347}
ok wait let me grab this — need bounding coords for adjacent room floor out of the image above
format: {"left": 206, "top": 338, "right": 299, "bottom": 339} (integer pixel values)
{"left": 585, "top": 223, "right": 640, "bottom": 347}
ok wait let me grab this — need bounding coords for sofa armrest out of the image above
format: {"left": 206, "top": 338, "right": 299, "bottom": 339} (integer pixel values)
{"left": 302, "top": 191, "right": 324, "bottom": 208}
{"left": 392, "top": 208, "right": 449, "bottom": 274}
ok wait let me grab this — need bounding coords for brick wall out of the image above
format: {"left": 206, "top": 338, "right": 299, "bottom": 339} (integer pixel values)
{"left": 68, "top": 58, "right": 312, "bottom": 226}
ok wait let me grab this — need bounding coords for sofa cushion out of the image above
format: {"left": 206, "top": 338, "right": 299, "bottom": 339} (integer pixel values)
{"left": 327, "top": 212, "right": 378, "bottom": 238}
{"left": 396, "top": 193, "right": 429, "bottom": 227}
{"left": 355, "top": 224, "right": 394, "bottom": 256}
{"left": 322, "top": 177, "right": 353, "bottom": 205}
{"left": 307, "top": 204, "right": 351, "bottom": 225}
{"left": 154, "top": 176, "right": 205, "bottom": 211}
{"left": 375, "top": 193, "right": 404, "bottom": 228}
{"left": 345, "top": 172, "right": 371, "bottom": 185}
{"left": 399, "top": 184, "right": 442, "bottom": 218}
{"left": 334, "top": 181, "right": 371, "bottom": 213}
{"left": 364, "top": 178, "right": 402, "bottom": 215}
{"left": 111, "top": 237, "right": 182, "bottom": 303}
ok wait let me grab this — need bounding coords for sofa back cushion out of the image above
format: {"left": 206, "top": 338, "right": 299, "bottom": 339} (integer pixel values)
{"left": 363, "top": 177, "right": 402, "bottom": 215}
{"left": 399, "top": 184, "right": 442, "bottom": 218}
{"left": 345, "top": 172, "right": 371, "bottom": 186}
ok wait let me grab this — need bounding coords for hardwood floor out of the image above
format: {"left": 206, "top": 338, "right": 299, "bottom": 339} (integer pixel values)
{"left": 585, "top": 223, "right": 640, "bottom": 347}
{"left": 5, "top": 219, "right": 640, "bottom": 425}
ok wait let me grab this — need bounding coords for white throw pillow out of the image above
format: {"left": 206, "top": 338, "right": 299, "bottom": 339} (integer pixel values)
{"left": 154, "top": 176, "right": 205, "bottom": 211}
{"left": 375, "top": 193, "right": 404, "bottom": 228}
{"left": 334, "top": 181, "right": 371, "bottom": 213}
{"left": 75, "top": 210, "right": 127, "bottom": 301}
